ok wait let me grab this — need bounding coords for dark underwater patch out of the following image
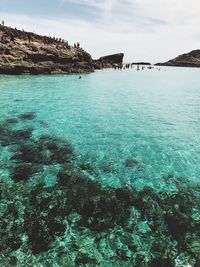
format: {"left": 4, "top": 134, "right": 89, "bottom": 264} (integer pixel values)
{"left": 11, "top": 163, "right": 40, "bottom": 182}
{"left": 39, "top": 120, "right": 48, "bottom": 128}
{"left": 0, "top": 125, "right": 34, "bottom": 147}
{"left": 18, "top": 112, "right": 36, "bottom": 120}
{"left": 0, "top": 115, "right": 200, "bottom": 266}
{"left": 125, "top": 158, "right": 139, "bottom": 168}
{"left": 3, "top": 118, "right": 19, "bottom": 124}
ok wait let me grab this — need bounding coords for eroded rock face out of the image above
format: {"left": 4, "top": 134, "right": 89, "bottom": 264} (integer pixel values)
{"left": 156, "top": 49, "right": 200, "bottom": 67}
{"left": 99, "top": 53, "right": 124, "bottom": 64}
{"left": 93, "top": 53, "right": 124, "bottom": 69}
{"left": 0, "top": 25, "right": 125, "bottom": 74}
{"left": 0, "top": 25, "right": 94, "bottom": 74}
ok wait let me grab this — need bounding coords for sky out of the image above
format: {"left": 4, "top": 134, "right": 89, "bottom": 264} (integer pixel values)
{"left": 0, "top": 0, "right": 200, "bottom": 63}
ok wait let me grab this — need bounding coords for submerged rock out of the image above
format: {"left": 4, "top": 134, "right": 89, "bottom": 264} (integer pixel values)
{"left": 149, "top": 258, "right": 173, "bottom": 267}
{"left": 12, "top": 134, "right": 75, "bottom": 165}
{"left": 39, "top": 120, "right": 48, "bottom": 128}
{"left": 0, "top": 115, "right": 200, "bottom": 266}
{"left": 3, "top": 118, "right": 19, "bottom": 124}
{"left": 12, "top": 127, "right": 34, "bottom": 140}
{"left": 18, "top": 112, "right": 36, "bottom": 120}
{"left": 125, "top": 158, "right": 139, "bottom": 168}
{"left": 38, "top": 135, "right": 76, "bottom": 164}
{"left": 11, "top": 163, "right": 39, "bottom": 182}
{"left": 80, "top": 161, "right": 96, "bottom": 174}
{"left": 102, "top": 160, "right": 118, "bottom": 174}
{"left": 0, "top": 125, "right": 34, "bottom": 146}
{"left": 11, "top": 141, "right": 49, "bottom": 163}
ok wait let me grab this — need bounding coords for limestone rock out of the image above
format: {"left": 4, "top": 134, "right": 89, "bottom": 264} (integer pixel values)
{"left": 0, "top": 25, "right": 94, "bottom": 74}
{"left": 99, "top": 53, "right": 124, "bottom": 64}
{"left": 156, "top": 49, "right": 200, "bottom": 67}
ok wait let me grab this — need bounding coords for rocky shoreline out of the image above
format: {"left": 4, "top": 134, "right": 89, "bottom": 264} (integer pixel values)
{"left": 156, "top": 49, "right": 200, "bottom": 68}
{"left": 0, "top": 25, "right": 124, "bottom": 75}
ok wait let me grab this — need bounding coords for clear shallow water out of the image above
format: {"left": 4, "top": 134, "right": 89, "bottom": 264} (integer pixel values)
{"left": 1, "top": 68, "right": 200, "bottom": 266}
{"left": 0, "top": 67, "right": 200, "bottom": 190}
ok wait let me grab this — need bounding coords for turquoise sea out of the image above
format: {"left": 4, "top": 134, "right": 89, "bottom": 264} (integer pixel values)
{"left": 0, "top": 67, "right": 200, "bottom": 266}
{"left": 1, "top": 68, "right": 200, "bottom": 188}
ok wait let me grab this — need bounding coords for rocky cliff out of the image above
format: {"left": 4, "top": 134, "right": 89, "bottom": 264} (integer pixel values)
{"left": 92, "top": 53, "right": 124, "bottom": 70}
{"left": 98, "top": 53, "right": 124, "bottom": 64}
{"left": 156, "top": 49, "right": 200, "bottom": 67}
{"left": 0, "top": 25, "right": 94, "bottom": 74}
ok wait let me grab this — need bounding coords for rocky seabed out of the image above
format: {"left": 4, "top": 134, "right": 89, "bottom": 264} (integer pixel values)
{"left": 0, "top": 113, "right": 200, "bottom": 267}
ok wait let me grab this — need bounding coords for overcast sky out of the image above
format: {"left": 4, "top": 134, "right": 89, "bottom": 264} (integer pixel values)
{"left": 0, "top": 0, "right": 200, "bottom": 62}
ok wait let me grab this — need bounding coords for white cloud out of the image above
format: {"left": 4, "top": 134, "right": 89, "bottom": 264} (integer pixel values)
{"left": 1, "top": 0, "right": 200, "bottom": 62}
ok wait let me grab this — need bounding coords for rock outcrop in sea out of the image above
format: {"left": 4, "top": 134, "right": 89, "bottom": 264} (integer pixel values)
{"left": 92, "top": 53, "right": 124, "bottom": 70}
{"left": 0, "top": 25, "right": 123, "bottom": 75}
{"left": 98, "top": 53, "right": 124, "bottom": 64}
{"left": 156, "top": 49, "right": 200, "bottom": 67}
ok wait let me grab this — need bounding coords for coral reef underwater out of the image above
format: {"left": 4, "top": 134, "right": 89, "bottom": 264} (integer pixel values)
{"left": 0, "top": 113, "right": 200, "bottom": 267}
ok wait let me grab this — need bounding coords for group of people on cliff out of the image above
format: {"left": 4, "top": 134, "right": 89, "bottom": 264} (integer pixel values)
{"left": 0, "top": 22, "right": 27, "bottom": 44}
{"left": 43, "top": 36, "right": 70, "bottom": 49}
{"left": 0, "top": 21, "right": 82, "bottom": 52}
{"left": 73, "top": 42, "right": 80, "bottom": 48}
{"left": 0, "top": 32, "right": 15, "bottom": 44}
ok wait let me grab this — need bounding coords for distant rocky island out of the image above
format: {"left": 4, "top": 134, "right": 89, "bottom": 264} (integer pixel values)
{"left": 156, "top": 49, "right": 200, "bottom": 67}
{"left": 0, "top": 25, "right": 124, "bottom": 75}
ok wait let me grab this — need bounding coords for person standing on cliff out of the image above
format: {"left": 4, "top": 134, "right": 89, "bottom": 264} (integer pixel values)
{"left": 28, "top": 33, "right": 31, "bottom": 43}
{"left": 10, "top": 32, "right": 15, "bottom": 44}
{"left": 2, "top": 20, "right": 4, "bottom": 26}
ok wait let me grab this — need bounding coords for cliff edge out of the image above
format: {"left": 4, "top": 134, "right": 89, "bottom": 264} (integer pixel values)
{"left": 0, "top": 25, "right": 94, "bottom": 74}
